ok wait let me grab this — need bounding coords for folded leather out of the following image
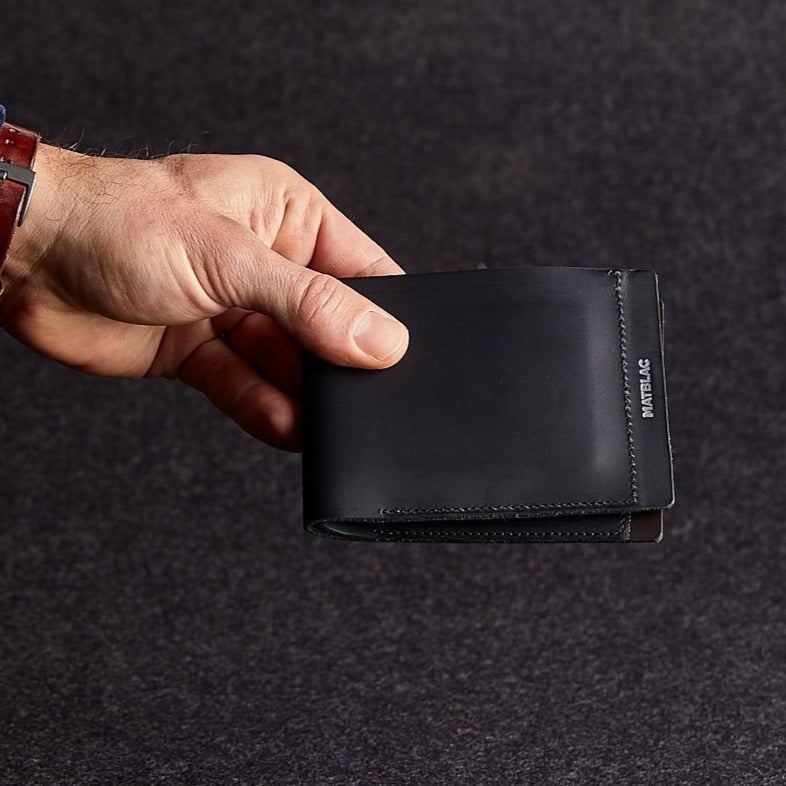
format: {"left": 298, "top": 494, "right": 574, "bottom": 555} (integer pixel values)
{"left": 302, "top": 266, "right": 674, "bottom": 543}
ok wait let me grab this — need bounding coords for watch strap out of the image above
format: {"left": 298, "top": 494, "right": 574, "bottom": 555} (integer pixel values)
{"left": 0, "top": 120, "right": 40, "bottom": 293}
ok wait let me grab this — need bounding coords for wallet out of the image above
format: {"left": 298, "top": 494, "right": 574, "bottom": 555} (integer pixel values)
{"left": 301, "top": 266, "right": 674, "bottom": 543}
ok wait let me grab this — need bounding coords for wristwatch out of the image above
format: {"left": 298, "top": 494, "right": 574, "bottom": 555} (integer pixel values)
{"left": 0, "top": 105, "right": 41, "bottom": 295}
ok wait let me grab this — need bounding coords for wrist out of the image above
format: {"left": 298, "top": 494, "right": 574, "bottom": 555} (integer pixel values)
{"left": 3, "top": 143, "right": 81, "bottom": 293}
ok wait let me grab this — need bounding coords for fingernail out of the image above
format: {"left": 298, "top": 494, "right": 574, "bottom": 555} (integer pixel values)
{"left": 353, "top": 311, "right": 407, "bottom": 360}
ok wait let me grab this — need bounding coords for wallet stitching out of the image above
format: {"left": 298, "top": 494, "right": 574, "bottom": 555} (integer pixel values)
{"left": 613, "top": 270, "right": 639, "bottom": 502}
{"left": 379, "top": 499, "right": 632, "bottom": 515}
{"left": 378, "top": 271, "right": 638, "bottom": 518}
{"left": 369, "top": 514, "right": 629, "bottom": 540}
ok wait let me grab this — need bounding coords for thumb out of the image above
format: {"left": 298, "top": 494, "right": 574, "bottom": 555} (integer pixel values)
{"left": 278, "top": 264, "right": 410, "bottom": 367}
{"left": 194, "top": 219, "right": 409, "bottom": 368}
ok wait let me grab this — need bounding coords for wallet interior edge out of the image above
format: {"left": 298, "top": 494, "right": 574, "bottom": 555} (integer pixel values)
{"left": 305, "top": 509, "right": 664, "bottom": 543}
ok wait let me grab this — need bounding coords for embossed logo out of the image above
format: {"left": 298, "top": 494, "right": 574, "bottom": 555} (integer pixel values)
{"left": 638, "top": 358, "right": 654, "bottom": 418}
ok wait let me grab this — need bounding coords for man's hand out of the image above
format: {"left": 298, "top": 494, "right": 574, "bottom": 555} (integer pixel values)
{"left": 0, "top": 145, "right": 409, "bottom": 450}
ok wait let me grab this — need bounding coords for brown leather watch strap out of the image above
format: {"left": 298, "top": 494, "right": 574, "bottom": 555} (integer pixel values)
{"left": 0, "top": 121, "right": 40, "bottom": 292}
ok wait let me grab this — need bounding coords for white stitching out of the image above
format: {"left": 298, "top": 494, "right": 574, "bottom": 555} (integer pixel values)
{"left": 380, "top": 498, "right": 633, "bottom": 515}
{"left": 370, "top": 515, "right": 630, "bottom": 540}
{"left": 613, "top": 270, "right": 638, "bottom": 501}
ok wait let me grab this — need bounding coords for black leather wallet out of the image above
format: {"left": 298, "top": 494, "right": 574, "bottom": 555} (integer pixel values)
{"left": 302, "top": 266, "right": 674, "bottom": 543}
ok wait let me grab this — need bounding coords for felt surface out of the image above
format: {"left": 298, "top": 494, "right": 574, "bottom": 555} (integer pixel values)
{"left": 1, "top": 1, "right": 785, "bottom": 784}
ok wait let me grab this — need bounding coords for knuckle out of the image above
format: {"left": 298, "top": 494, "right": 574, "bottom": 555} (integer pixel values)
{"left": 264, "top": 155, "right": 300, "bottom": 180}
{"left": 295, "top": 273, "right": 347, "bottom": 332}
{"left": 249, "top": 154, "right": 301, "bottom": 186}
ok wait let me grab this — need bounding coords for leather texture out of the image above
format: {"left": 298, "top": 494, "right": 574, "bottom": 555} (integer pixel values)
{"left": 0, "top": 121, "right": 40, "bottom": 289}
{"left": 302, "top": 266, "right": 674, "bottom": 543}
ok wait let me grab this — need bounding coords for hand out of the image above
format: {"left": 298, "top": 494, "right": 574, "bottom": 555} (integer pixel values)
{"left": 0, "top": 145, "right": 409, "bottom": 450}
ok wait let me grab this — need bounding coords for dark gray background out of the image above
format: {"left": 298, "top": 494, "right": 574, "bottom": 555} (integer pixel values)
{"left": 1, "top": 1, "right": 785, "bottom": 784}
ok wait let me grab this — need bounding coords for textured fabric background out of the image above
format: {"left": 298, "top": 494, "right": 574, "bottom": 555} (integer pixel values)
{"left": 1, "top": 2, "right": 785, "bottom": 784}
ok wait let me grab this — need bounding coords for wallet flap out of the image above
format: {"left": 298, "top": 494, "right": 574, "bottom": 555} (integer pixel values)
{"left": 302, "top": 266, "right": 674, "bottom": 537}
